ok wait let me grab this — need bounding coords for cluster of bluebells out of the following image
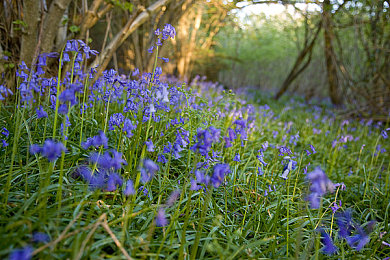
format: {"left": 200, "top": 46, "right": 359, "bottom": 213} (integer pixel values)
{"left": 191, "top": 126, "right": 221, "bottom": 158}
{"left": 148, "top": 24, "right": 176, "bottom": 54}
{"left": 319, "top": 209, "right": 375, "bottom": 255}
{"left": 30, "top": 139, "right": 66, "bottom": 162}
{"left": 190, "top": 163, "right": 231, "bottom": 190}
{"left": 76, "top": 143, "right": 127, "bottom": 192}
{"left": 108, "top": 113, "right": 137, "bottom": 138}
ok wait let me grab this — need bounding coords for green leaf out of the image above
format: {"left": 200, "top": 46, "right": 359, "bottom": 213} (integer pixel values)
{"left": 69, "top": 25, "right": 80, "bottom": 33}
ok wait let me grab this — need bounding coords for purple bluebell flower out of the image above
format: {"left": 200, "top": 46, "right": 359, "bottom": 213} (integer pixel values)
{"left": 345, "top": 225, "right": 371, "bottom": 251}
{"left": 9, "top": 245, "right": 33, "bottom": 260}
{"left": 157, "top": 154, "right": 167, "bottom": 164}
{"left": 158, "top": 57, "right": 169, "bottom": 63}
{"left": 278, "top": 146, "right": 292, "bottom": 156}
{"left": 334, "top": 182, "right": 346, "bottom": 190}
{"left": 139, "top": 186, "right": 149, "bottom": 196}
{"left": 233, "top": 153, "right": 241, "bottom": 162}
{"left": 162, "top": 24, "right": 176, "bottom": 40}
{"left": 32, "top": 232, "right": 50, "bottom": 243}
{"left": 123, "top": 118, "right": 136, "bottom": 138}
{"left": 140, "top": 159, "right": 159, "bottom": 183}
{"left": 381, "top": 130, "right": 388, "bottom": 139}
{"left": 155, "top": 208, "right": 168, "bottom": 227}
{"left": 306, "top": 167, "right": 334, "bottom": 208}
{"left": 280, "top": 157, "right": 297, "bottom": 180}
{"left": 75, "top": 166, "right": 93, "bottom": 183}
{"left": 31, "top": 139, "right": 66, "bottom": 162}
{"left": 145, "top": 140, "right": 154, "bottom": 152}
{"left": 82, "top": 131, "right": 108, "bottom": 149}
{"left": 0, "top": 85, "right": 13, "bottom": 100}
{"left": 0, "top": 128, "right": 9, "bottom": 138}
{"left": 336, "top": 210, "right": 354, "bottom": 239}
{"left": 258, "top": 167, "right": 264, "bottom": 175}
{"left": 30, "top": 144, "right": 42, "bottom": 155}
{"left": 36, "top": 106, "right": 48, "bottom": 118}
{"left": 211, "top": 163, "right": 230, "bottom": 188}
{"left": 110, "top": 150, "right": 127, "bottom": 170}
{"left": 124, "top": 179, "right": 135, "bottom": 196}
{"left": 190, "top": 178, "right": 201, "bottom": 191}
{"left": 318, "top": 229, "right": 338, "bottom": 255}
{"left": 108, "top": 113, "right": 125, "bottom": 130}
{"left": 106, "top": 173, "right": 123, "bottom": 192}
{"left": 58, "top": 104, "right": 68, "bottom": 114}
{"left": 330, "top": 200, "right": 342, "bottom": 213}
{"left": 191, "top": 127, "right": 221, "bottom": 157}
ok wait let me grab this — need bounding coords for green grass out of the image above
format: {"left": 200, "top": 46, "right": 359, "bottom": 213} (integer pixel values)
{"left": 0, "top": 65, "right": 389, "bottom": 259}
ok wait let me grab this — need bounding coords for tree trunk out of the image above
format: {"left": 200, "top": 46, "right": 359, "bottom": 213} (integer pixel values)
{"left": 20, "top": 0, "right": 40, "bottom": 66}
{"left": 40, "top": 0, "right": 72, "bottom": 54}
{"left": 323, "top": 0, "right": 343, "bottom": 106}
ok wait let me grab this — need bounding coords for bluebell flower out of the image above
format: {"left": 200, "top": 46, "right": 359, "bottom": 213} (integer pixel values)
{"left": 31, "top": 139, "right": 66, "bottom": 162}
{"left": 123, "top": 118, "right": 136, "bottom": 138}
{"left": 157, "top": 154, "right": 167, "bottom": 164}
{"left": 158, "top": 57, "right": 169, "bottom": 63}
{"left": 318, "top": 229, "right": 338, "bottom": 255}
{"left": 145, "top": 140, "right": 154, "bottom": 152}
{"left": 155, "top": 208, "right": 168, "bottom": 227}
{"left": 58, "top": 104, "right": 68, "bottom": 114}
{"left": 1, "top": 127, "right": 9, "bottom": 137}
{"left": 162, "top": 24, "right": 176, "bottom": 40}
{"left": 345, "top": 225, "right": 371, "bottom": 251}
{"left": 124, "top": 179, "right": 135, "bottom": 196}
{"left": 336, "top": 210, "right": 354, "bottom": 239}
{"left": 278, "top": 146, "right": 292, "bottom": 156}
{"left": 36, "top": 106, "right": 48, "bottom": 118}
{"left": 140, "top": 159, "right": 159, "bottom": 183}
{"left": 106, "top": 173, "right": 123, "bottom": 192}
{"left": 233, "top": 153, "right": 241, "bottom": 162}
{"left": 280, "top": 157, "right": 297, "bottom": 180}
{"left": 32, "top": 232, "right": 50, "bottom": 243}
{"left": 211, "top": 164, "right": 230, "bottom": 188}
{"left": 381, "top": 130, "right": 388, "bottom": 139}
{"left": 9, "top": 245, "right": 33, "bottom": 260}
{"left": 108, "top": 113, "right": 125, "bottom": 130}
{"left": 306, "top": 167, "right": 334, "bottom": 208}
{"left": 0, "top": 85, "right": 13, "bottom": 100}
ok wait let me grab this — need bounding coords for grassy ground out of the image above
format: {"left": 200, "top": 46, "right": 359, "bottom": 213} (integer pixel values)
{"left": 0, "top": 39, "right": 389, "bottom": 259}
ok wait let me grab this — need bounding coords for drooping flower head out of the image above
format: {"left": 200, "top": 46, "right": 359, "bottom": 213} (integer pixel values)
{"left": 30, "top": 139, "right": 66, "bottom": 162}
{"left": 155, "top": 208, "right": 168, "bottom": 227}
{"left": 318, "top": 229, "right": 338, "bottom": 255}
{"left": 140, "top": 159, "right": 159, "bottom": 183}
{"left": 306, "top": 167, "right": 334, "bottom": 208}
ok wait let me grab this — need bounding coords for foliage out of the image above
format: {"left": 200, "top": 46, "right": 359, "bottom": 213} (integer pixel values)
{"left": 0, "top": 28, "right": 389, "bottom": 259}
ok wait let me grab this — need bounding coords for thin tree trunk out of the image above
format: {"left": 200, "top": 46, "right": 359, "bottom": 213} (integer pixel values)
{"left": 40, "top": 0, "right": 72, "bottom": 54}
{"left": 323, "top": 0, "right": 342, "bottom": 106}
{"left": 274, "top": 22, "right": 322, "bottom": 100}
{"left": 20, "top": 0, "right": 40, "bottom": 66}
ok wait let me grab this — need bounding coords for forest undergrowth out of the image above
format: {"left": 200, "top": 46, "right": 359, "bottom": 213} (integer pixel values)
{"left": 0, "top": 25, "right": 389, "bottom": 259}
